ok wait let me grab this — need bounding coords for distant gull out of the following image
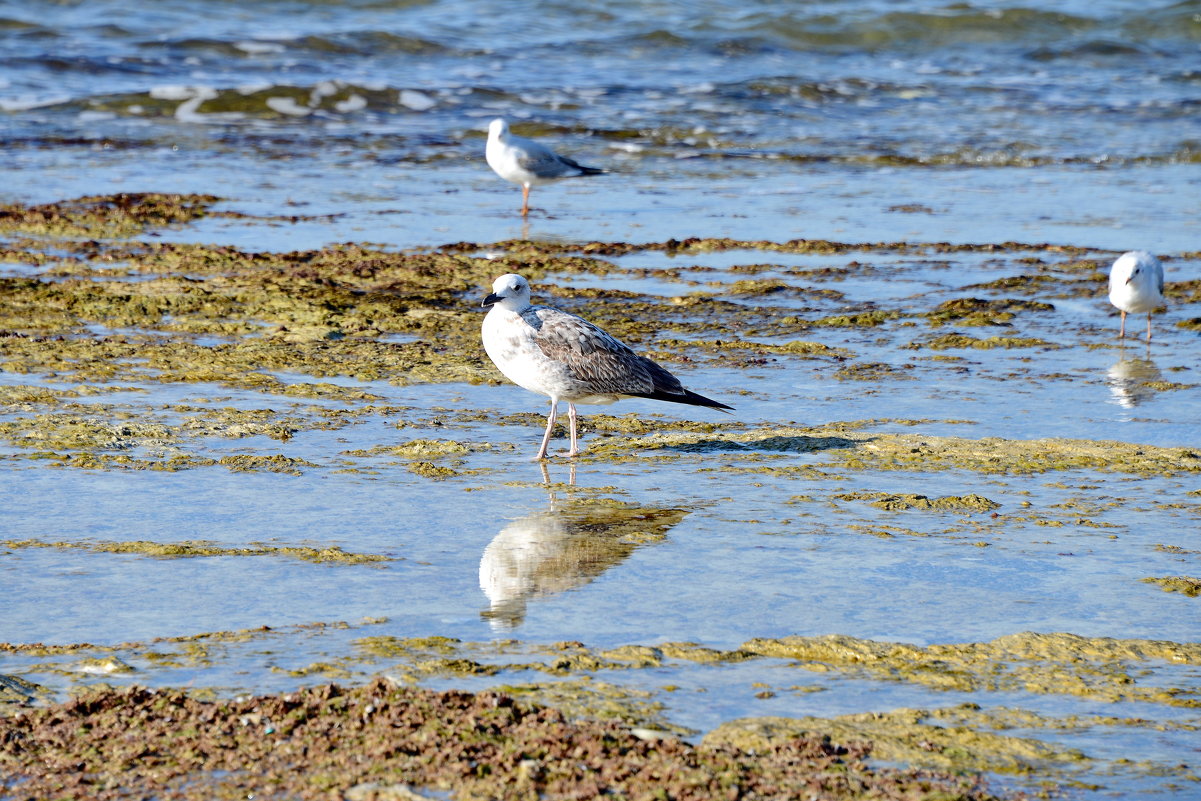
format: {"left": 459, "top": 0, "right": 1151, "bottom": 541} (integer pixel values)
{"left": 481, "top": 273, "right": 732, "bottom": 459}
{"left": 485, "top": 118, "right": 605, "bottom": 217}
{"left": 1108, "top": 251, "right": 1165, "bottom": 342}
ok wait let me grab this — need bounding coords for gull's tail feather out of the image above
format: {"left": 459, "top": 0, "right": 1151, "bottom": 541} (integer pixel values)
{"left": 560, "top": 155, "right": 606, "bottom": 176}
{"left": 631, "top": 388, "right": 734, "bottom": 412}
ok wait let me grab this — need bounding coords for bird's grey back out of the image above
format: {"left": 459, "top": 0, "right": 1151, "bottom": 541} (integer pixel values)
{"left": 515, "top": 141, "right": 580, "bottom": 179}
{"left": 523, "top": 306, "right": 683, "bottom": 397}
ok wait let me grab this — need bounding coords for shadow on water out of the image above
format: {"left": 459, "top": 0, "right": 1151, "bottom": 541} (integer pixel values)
{"left": 661, "top": 435, "right": 860, "bottom": 454}
{"left": 1105, "top": 348, "right": 1161, "bottom": 410}
{"left": 479, "top": 465, "right": 688, "bottom": 630}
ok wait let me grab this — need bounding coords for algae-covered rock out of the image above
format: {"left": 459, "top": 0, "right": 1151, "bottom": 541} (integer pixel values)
{"left": 0, "top": 193, "right": 219, "bottom": 238}
{"left": 739, "top": 632, "right": 1201, "bottom": 705}
{"left": 705, "top": 705, "right": 1087, "bottom": 774}
{"left": 905, "top": 333, "right": 1055, "bottom": 350}
{"left": 0, "top": 679, "right": 1012, "bottom": 801}
{"left": 0, "top": 674, "right": 49, "bottom": 710}
{"left": 833, "top": 361, "right": 916, "bottom": 381}
{"left": 834, "top": 491, "right": 1001, "bottom": 512}
{"left": 1141, "top": 576, "right": 1201, "bottom": 597}
{"left": 926, "top": 297, "right": 1054, "bottom": 328}
{"left": 0, "top": 538, "right": 393, "bottom": 565}
{"left": 812, "top": 309, "right": 900, "bottom": 327}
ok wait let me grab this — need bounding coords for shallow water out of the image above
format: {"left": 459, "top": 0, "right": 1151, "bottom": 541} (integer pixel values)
{"left": 3, "top": 1, "right": 1201, "bottom": 798}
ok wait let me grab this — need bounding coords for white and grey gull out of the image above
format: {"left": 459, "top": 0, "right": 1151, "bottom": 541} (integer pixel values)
{"left": 1108, "top": 250, "right": 1165, "bottom": 342}
{"left": 481, "top": 273, "right": 732, "bottom": 459}
{"left": 485, "top": 118, "right": 605, "bottom": 217}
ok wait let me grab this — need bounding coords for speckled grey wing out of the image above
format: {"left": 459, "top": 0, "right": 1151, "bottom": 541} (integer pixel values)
{"left": 525, "top": 307, "right": 678, "bottom": 396}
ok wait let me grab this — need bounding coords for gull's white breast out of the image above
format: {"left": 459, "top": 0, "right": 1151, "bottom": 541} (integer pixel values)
{"left": 1108, "top": 252, "right": 1164, "bottom": 314}
{"left": 482, "top": 306, "right": 622, "bottom": 405}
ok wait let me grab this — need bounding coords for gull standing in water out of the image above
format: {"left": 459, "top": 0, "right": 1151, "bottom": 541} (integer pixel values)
{"left": 1108, "top": 251, "right": 1165, "bottom": 342}
{"left": 485, "top": 118, "right": 605, "bottom": 216}
{"left": 481, "top": 273, "right": 732, "bottom": 459}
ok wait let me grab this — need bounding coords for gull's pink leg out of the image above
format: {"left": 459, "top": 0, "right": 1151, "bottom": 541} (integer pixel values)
{"left": 535, "top": 400, "right": 557, "bottom": 460}
{"left": 1146, "top": 313, "right": 1153, "bottom": 343}
{"left": 567, "top": 403, "right": 579, "bottom": 457}
{"left": 1118, "top": 310, "right": 1127, "bottom": 339}
{"left": 521, "top": 184, "right": 530, "bottom": 216}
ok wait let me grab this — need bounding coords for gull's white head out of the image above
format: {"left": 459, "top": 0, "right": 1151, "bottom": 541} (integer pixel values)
{"left": 487, "top": 118, "right": 509, "bottom": 140}
{"left": 482, "top": 273, "right": 532, "bottom": 311}
{"left": 1110, "top": 250, "right": 1159, "bottom": 287}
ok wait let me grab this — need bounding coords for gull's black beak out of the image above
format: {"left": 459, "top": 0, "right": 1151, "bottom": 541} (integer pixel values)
{"left": 482, "top": 292, "right": 503, "bottom": 307}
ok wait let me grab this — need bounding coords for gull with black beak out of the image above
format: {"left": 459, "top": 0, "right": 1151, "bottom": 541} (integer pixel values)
{"left": 485, "top": 118, "right": 605, "bottom": 217}
{"left": 481, "top": 274, "right": 732, "bottom": 459}
{"left": 1108, "top": 250, "right": 1165, "bottom": 342}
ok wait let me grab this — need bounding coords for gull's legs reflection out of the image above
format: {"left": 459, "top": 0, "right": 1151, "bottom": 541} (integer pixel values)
{"left": 1106, "top": 345, "right": 1161, "bottom": 409}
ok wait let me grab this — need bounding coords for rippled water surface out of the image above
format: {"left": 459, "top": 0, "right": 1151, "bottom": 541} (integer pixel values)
{"left": 2, "top": 1, "right": 1200, "bottom": 799}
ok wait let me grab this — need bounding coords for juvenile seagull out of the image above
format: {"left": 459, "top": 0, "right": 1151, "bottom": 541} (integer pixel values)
{"left": 485, "top": 118, "right": 605, "bottom": 217}
{"left": 481, "top": 273, "right": 732, "bottom": 459}
{"left": 1108, "top": 250, "right": 1165, "bottom": 342}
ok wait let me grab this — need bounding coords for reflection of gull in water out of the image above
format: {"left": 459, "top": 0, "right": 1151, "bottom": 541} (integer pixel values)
{"left": 1106, "top": 353, "right": 1161, "bottom": 409}
{"left": 479, "top": 494, "right": 686, "bottom": 630}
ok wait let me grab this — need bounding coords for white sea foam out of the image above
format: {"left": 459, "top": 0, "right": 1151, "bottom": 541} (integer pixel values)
{"left": 399, "top": 89, "right": 436, "bottom": 111}
{"left": 266, "top": 96, "right": 312, "bottom": 116}
{"left": 335, "top": 94, "right": 367, "bottom": 113}
{"left": 235, "top": 40, "right": 285, "bottom": 54}
{"left": 150, "top": 85, "right": 201, "bottom": 101}
{"left": 0, "top": 94, "right": 71, "bottom": 111}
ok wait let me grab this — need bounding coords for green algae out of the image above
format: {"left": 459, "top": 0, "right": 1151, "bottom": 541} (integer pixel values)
{"left": 217, "top": 454, "right": 319, "bottom": 474}
{"left": 654, "top": 337, "right": 848, "bottom": 359}
{"left": 0, "top": 193, "right": 219, "bottom": 239}
{"left": 833, "top": 361, "right": 916, "bottom": 381}
{"left": 0, "top": 620, "right": 375, "bottom": 659}
{"left": 347, "top": 635, "right": 741, "bottom": 682}
{"left": 1141, "top": 576, "right": 1201, "bottom": 597}
{"left": 5, "top": 621, "right": 1198, "bottom": 797}
{"left": 812, "top": 309, "right": 901, "bottom": 328}
{"left": 0, "top": 414, "right": 174, "bottom": 450}
{"left": 0, "top": 674, "right": 49, "bottom": 711}
{"left": 496, "top": 676, "right": 689, "bottom": 734}
{"left": 1140, "top": 380, "right": 1196, "bottom": 392}
{"left": 588, "top": 425, "right": 1201, "bottom": 477}
{"left": 342, "top": 438, "right": 507, "bottom": 471}
{"left": 926, "top": 297, "right": 1055, "bottom": 328}
{"left": 705, "top": 705, "right": 1087, "bottom": 775}
{"left": 739, "top": 632, "right": 1201, "bottom": 706}
{"left": 905, "top": 333, "right": 1056, "bottom": 350}
{"left": 0, "top": 679, "right": 1011, "bottom": 801}
{"left": 834, "top": 491, "right": 1002, "bottom": 513}
{"left": 70, "top": 628, "right": 1191, "bottom": 714}
{"left": 845, "top": 523, "right": 934, "bottom": 539}
{"left": 388, "top": 438, "right": 473, "bottom": 457}
{"left": 404, "top": 460, "right": 461, "bottom": 479}
{"left": 277, "top": 660, "right": 356, "bottom": 680}
{"left": 0, "top": 538, "right": 394, "bottom": 565}
{"left": 1156, "top": 543, "right": 1201, "bottom": 555}
{"left": 0, "top": 198, "right": 1185, "bottom": 487}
